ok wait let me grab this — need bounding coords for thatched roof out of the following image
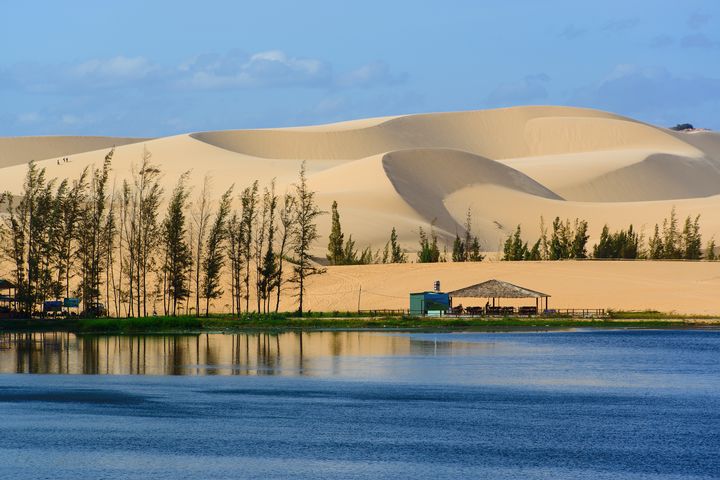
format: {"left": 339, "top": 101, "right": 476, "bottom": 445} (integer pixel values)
{"left": 448, "top": 279, "right": 549, "bottom": 299}
{"left": 0, "top": 279, "right": 15, "bottom": 289}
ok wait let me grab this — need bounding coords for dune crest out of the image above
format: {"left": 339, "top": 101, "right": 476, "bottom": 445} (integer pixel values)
{"left": 2, "top": 106, "right": 719, "bottom": 253}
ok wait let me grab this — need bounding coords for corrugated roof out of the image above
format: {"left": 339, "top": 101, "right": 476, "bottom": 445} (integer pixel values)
{"left": 448, "top": 279, "right": 549, "bottom": 298}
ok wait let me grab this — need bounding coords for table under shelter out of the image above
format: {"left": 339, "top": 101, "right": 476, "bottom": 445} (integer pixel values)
{"left": 0, "top": 279, "right": 17, "bottom": 314}
{"left": 448, "top": 279, "right": 550, "bottom": 316}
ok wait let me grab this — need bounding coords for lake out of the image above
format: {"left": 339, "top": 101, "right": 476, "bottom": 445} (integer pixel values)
{"left": 1, "top": 329, "right": 718, "bottom": 479}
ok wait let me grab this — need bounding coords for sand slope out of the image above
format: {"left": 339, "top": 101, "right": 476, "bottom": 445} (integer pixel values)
{"left": 1, "top": 106, "right": 719, "bottom": 253}
{"left": 299, "top": 261, "right": 720, "bottom": 316}
{"left": 0, "top": 136, "right": 149, "bottom": 168}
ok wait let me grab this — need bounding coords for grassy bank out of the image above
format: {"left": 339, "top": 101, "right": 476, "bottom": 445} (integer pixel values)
{"left": 1, "top": 311, "right": 718, "bottom": 334}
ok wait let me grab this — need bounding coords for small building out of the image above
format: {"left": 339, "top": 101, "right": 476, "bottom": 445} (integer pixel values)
{"left": 409, "top": 291, "right": 451, "bottom": 316}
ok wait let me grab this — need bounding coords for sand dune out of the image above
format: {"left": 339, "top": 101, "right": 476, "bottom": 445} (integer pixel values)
{"left": 1, "top": 106, "right": 719, "bottom": 255}
{"left": 0, "top": 136, "right": 148, "bottom": 168}
{"left": 299, "top": 261, "right": 720, "bottom": 316}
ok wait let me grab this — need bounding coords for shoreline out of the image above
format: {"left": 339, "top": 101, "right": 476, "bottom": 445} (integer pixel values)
{"left": 1, "top": 314, "right": 719, "bottom": 335}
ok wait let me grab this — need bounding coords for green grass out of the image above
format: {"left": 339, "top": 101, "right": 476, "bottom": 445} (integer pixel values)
{"left": 1, "top": 310, "right": 717, "bottom": 334}
{"left": 607, "top": 310, "right": 719, "bottom": 320}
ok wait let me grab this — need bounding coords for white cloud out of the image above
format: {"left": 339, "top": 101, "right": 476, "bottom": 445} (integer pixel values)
{"left": 177, "top": 50, "right": 332, "bottom": 90}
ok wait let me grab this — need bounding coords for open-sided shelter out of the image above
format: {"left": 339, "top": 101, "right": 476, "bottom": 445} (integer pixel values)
{"left": 448, "top": 279, "right": 550, "bottom": 314}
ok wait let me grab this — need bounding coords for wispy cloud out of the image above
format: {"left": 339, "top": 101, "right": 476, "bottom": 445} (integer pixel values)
{"left": 680, "top": 33, "right": 719, "bottom": 49}
{"left": 572, "top": 64, "right": 720, "bottom": 114}
{"left": 602, "top": 18, "right": 640, "bottom": 32}
{"left": 558, "top": 24, "right": 586, "bottom": 40}
{"left": 0, "top": 50, "right": 406, "bottom": 94}
{"left": 687, "top": 12, "right": 711, "bottom": 30}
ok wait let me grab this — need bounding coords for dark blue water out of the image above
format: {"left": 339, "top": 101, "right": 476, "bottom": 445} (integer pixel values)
{"left": 1, "top": 329, "right": 719, "bottom": 479}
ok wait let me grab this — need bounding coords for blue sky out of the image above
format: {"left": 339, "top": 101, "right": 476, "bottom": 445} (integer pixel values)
{"left": 1, "top": 0, "right": 719, "bottom": 136}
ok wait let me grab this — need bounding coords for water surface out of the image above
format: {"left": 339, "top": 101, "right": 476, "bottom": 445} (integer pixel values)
{"left": 1, "top": 329, "right": 718, "bottom": 479}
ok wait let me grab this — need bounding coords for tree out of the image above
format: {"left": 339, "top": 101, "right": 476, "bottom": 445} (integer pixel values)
{"left": 503, "top": 225, "right": 528, "bottom": 261}
{"left": 571, "top": 219, "right": 589, "bottom": 259}
{"left": 593, "top": 225, "right": 612, "bottom": 259}
{"left": 227, "top": 210, "right": 243, "bottom": 316}
{"left": 342, "top": 234, "right": 358, "bottom": 264}
{"left": 290, "top": 162, "right": 325, "bottom": 316}
{"left": 417, "top": 225, "right": 440, "bottom": 263}
{"left": 162, "top": 173, "right": 193, "bottom": 316}
{"left": 467, "top": 236, "right": 484, "bottom": 261}
{"left": 648, "top": 224, "right": 663, "bottom": 259}
{"left": 0, "top": 162, "right": 52, "bottom": 314}
{"left": 539, "top": 216, "right": 549, "bottom": 260}
{"left": 550, "top": 217, "right": 571, "bottom": 260}
{"left": 56, "top": 169, "right": 88, "bottom": 300}
{"left": 707, "top": 238, "right": 717, "bottom": 261}
{"left": 77, "top": 149, "right": 114, "bottom": 316}
{"left": 258, "top": 182, "right": 279, "bottom": 313}
{"left": 192, "top": 176, "right": 212, "bottom": 316}
{"left": 682, "top": 214, "right": 702, "bottom": 260}
{"left": 128, "top": 148, "right": 163, "bottom": 317}
{"left": 326, "top": 200, "right": 345, "bottom": 265}
{"left": 389, "top": 227, "right": 406, "bottom": 263}
{"left": 239, "top": 181, "right": 259, "bottom": 312}
{"left": 202, "top": 186, "right": 233, "bottom": 316}
{"left": 661, "top": 207, "right": 680, "bottom": 259}
{"left": 274, "top": 192, "right": 296, "bottom": 312}
{"left": 451, "top": 234, "right": 465, "bottom": 262}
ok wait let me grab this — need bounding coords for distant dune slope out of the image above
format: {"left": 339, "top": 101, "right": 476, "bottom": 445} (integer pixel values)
{"left": 2, "top": 106, "right": 719, "bottom": 254}
{"left": 0, "top": 136, "right": 149, "bottom": 168}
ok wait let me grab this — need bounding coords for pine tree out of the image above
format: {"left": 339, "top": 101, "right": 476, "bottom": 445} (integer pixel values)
{"left": 467, "top": 236, "right": 484, "bottom": 261}
{"left": 571, "top": 219, "right": 589, "bottom": 259}
{"left": 417, "top": 225, "right": 440, "bottom": 263}
{"left": 239, "top": 181, "right": 259, "bottom": 312}
{"left": 162, "top": 173, "right": 193, "bottom": 316}
{"left": 451, "top": 234, "right": 465, "bottom": 262}
{"left": 290, "top": 162, "right": 325, "bottom": 316}
{"left": 326, "top": 200, "right": 344, "bottom": 265}
{"left": 258, "top": 182, "right": 279, "bottom": 313}
{"left": 389, "top": 227, "right": 406, "bottom": 263}
{"left": 707, "top": 238, "right": 717, "bottom": 261}
{"left": 648, "top": 224, "right": 663, "bottom": 259}
{"left": 662, "top": 207, "right": 680, "bottom": 259}
{"left": 342, "top": 234, "right": 358, "bottom": 264}
{"left": 274, "top": 192, "right": 295, "bottom": 312}
{"left": 682, "top": 215, "right": 702, "bottom": 260}
{"left": 202, "top": 186, "right": 233, "bottom": 316}
{"left": 593, "top": 225, "right": 611, "bottom": 258}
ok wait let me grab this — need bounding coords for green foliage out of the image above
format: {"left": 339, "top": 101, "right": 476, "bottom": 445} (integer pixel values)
{"left": 202, "top": 186, "right": 233, "bottom": 316}
{"left": 417, "top": 225, "right": 441, "bottom": 263}
{"left": 162, "top": 173, "right": 193, "bottom": 315}
{"left": 682, "top": 214, "right": 702, "bottom": 260}
{"left": 326, "top": 200, "right": 344, "bottom": 264}
{"left": 452, "top": 234, "right": 465, "bottom": 262}
{"left": 503, "top": 225, "right": 528, "bottom": 261}
{"left": 592, "top": 224, "right": 640, "bottom": 259}
{"left": 290, "top": 162, "right": 326, "bottom": 315}
{"left": 388, "top": 227, "right": 406, "bottom": 263}
{"left": 707, "top": 238, "right": 717, "bottom": 261}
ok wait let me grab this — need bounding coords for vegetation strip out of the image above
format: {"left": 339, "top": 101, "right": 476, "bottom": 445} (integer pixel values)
{"left": 1, "top": 311, "right": 718, "bottom": 334}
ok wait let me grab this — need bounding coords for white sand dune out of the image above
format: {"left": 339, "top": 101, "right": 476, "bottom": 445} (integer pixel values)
{"left": 2, "top": 105, "right": 719, "bottom": 313}
{"left": 2, "top": 106, "right": 719, "bottom": 251}
{"left": 301, "top": 261, "right": 720, "bottom": 316}
{"left": 0, "top": 136, "right": 148, "bottom": 168}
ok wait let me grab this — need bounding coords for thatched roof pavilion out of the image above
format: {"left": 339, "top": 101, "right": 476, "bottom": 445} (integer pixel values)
{"left": 449, "top": 279, "right": 549, "bottom": 299}
{"left": 448, "top": 279, "right": 550, "bottom": 312}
